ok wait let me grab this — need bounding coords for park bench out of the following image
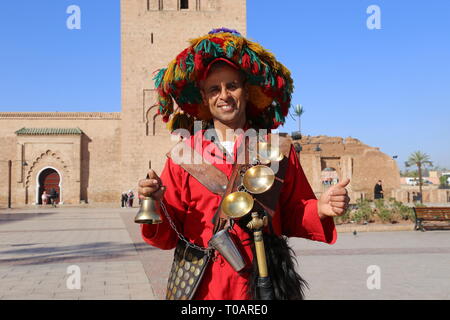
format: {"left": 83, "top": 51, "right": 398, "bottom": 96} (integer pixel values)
{"left": 413, "top": 207, "right": 450, "bottom": 231}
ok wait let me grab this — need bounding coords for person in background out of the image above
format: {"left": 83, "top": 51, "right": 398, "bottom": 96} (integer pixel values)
{"left": 121, "top": 192, "right": 128, "bottom": 208}
{"left": 374, "top": 180, "right": 384, "bottom": 199}
{"left": 127, "top": 190, "right": 134, "bottom": 208}
{"left": 41, "top": 190, "right": 49, "bottom": 205}
{"left": 49, "top": 188, "right": 58, "bottom": 207}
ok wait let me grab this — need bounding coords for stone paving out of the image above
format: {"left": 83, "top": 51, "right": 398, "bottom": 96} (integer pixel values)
{"left": 0, "top": 207, "right": 156, "bottom": 300}
{"left": 0, "top": 206, "right": 449, "bottom": 300}
{"left": 291, "top": 230, "right": 450, "bottom": 300}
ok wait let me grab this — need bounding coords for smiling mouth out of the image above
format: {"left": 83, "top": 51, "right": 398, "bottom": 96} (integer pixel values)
{"left": 217, "top": 104, "right": 235, "bottom": 112}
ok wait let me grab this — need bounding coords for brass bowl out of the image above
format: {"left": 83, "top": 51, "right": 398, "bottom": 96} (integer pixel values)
{"left": 242, "top": 165, "right": 275, "bottom": 194}
{"left": 258, "top": 142, "right": 284, "bottom": 163}
{"left": 221, "top": 191, "right": 254, "bottom": 219}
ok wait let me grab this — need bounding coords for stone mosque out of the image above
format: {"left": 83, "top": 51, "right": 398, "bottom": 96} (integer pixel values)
{"left": 0, "top": 0, "right": 403, "bottom": 208}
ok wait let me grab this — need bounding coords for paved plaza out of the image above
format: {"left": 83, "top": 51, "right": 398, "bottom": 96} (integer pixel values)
{"left": 0, "top": 206, "right": 449, "bottom": 300}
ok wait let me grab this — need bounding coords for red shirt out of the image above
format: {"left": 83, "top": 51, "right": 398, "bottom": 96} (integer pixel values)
{"left": 141, "top": 129, "right": 337, "bottom": 300}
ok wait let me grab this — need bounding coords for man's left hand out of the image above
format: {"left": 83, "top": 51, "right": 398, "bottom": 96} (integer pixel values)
{"left": 318, "top": 178, "right": 351, "bottom": 219}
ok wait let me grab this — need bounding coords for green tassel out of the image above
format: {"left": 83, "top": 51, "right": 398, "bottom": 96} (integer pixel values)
{"left": 226, "top": 42, "right": 235, "bottom": 58}
{"left": 274, "top": 104, "right": 284, "bottom": 123}
{"left": 153, "top": 68, "right": 166, "bottom": 88}
{"left": 185, "top": 54, "right": 194, "bottom": 73}
{"left": 195, "top": 39, "right": 224, "bottom": 57}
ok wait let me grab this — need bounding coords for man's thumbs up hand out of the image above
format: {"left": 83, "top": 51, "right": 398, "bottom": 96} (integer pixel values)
{"left": 318, "top": 178, "right": 351, "bottom": 219}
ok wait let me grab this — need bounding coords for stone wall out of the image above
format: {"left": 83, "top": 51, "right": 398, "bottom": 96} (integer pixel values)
{"left": 392, "top": 185, "right": 450, "bottom": 204}
{"left": 0, "top": 113, "right": 121, "bottom": 207}
{"left": 294, "top": 135, "right": 401, "bottom": 202}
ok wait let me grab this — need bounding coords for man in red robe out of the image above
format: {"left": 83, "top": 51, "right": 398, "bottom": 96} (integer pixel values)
{"left": 138, "top": 29, "right": 350, "bottom": 300}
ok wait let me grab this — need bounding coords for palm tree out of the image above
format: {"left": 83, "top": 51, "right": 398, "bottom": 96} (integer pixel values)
{"left": 290, "top": 104, "right": 304, "bottom": 140}
{"left": 405, "top": 151, "right": 433, "bottom": 204}
{"left": 293, "top": 104, "right": 304, "bottom": 133}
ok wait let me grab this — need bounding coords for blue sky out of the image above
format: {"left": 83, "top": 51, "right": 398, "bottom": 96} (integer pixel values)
{"left": 1, "top": 0, "right": 449, "bottom": 169}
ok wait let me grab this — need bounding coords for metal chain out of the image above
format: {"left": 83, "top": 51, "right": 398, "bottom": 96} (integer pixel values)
{"left": 159, "top": 200, "right": 212, "bottom": 254}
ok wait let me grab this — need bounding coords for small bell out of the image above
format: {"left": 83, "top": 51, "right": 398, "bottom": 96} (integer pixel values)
{"left": 134, "top": 197, "right": 163, "bottom": 224}
{"left": 135, "top": 162, "right": 163, "bottom": 225}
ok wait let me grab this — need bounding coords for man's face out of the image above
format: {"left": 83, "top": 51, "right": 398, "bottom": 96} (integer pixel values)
{"left": 201, "top": 64, "right": 248, "bottom": 128}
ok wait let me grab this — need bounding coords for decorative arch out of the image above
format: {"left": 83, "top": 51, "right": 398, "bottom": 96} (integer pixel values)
{"left": 25, "top": 150, "right": 70, "bottom": 205}
{"left": 145, "top": 104, "right": 160, "bottom": 136}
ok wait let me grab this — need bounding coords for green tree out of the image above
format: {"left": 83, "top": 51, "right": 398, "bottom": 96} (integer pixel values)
{"left": 405, "top": 151, "right": 433, "bottom": 204}
{"left": 293, "top": 104, "right": 304, "bottom": 133}
{"left": 440, "top": 175, "right": 450, "bottom": 188}
{"left": 400, "top": 169, "right": 418, "bottom": 177}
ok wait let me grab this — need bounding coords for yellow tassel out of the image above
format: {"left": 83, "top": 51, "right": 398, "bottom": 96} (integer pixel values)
{"left": 174, "top": 64, "right": 187, "bottom": 80}
{"left": 163, "top": 59, "right": 177, "bottom": 91}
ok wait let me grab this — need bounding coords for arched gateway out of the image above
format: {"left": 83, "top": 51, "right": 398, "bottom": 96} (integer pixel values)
{"left": 36, "top": 167, "right": 62, "bottom": 205}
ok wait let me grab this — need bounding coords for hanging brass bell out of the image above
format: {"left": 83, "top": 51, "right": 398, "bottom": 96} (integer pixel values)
{"left": 221, "top": 191, "right": 254, "bottom": 219}
{"left": 134, "top": 197, "right": 163, "bottom": 224}
{"left": 242, "top": 165, "right": 275, "bottom": 194}
{"left": 257, "top": 142, "right": 284, "bottom": 163}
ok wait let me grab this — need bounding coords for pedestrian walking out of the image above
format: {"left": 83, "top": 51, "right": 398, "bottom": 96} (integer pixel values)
{"left": 121, "top": 192, "right": 128, "bottom": 208}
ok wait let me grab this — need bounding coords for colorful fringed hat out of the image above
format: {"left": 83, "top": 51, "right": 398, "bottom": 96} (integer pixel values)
{"left": 154, "top": 28, "right": 294, "bottom": 132}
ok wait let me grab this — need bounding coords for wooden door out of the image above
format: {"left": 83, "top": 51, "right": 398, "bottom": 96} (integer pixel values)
{"left": 39, "top": 168, "right": 60, "bottom": 204}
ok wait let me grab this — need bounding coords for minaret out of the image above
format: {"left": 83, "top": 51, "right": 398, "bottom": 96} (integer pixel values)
{"left": 120, "top": 0, "right": 246, "bottom": 189}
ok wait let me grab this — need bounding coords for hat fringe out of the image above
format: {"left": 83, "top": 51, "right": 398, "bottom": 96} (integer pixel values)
{"left": 154, "top": 29, "right": 294, "bottom": 131}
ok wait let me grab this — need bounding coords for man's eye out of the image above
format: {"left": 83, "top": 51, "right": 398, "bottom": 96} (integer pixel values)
{"left": 209, "top": 87, "right": 219, "bottom": 93}
{"left": 227, "top": 83, "right": 237, "bottom": 90}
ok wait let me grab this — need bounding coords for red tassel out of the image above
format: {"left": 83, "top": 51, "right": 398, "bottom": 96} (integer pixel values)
{"left": 209, "top": 37, "right": 225, "bottom": 47}
{"left": 176, "top": 48, "right": 190, "bottom": 68}
{"left": 242, "top": 53, "right": 251, "bottom": 69}
{"left": 276, "top": 75, "right": 284, "bottom": 89}
{"left": 194, "top": 53, "right": 203, "bottom": 71}
{"left": 252, "top": 61, "right": 259, "bottom": 74}
{"left": 175, "top": 80, "right": 187, "bottom": 88}
{"left": 182, "top": 103, "right": 197, "bottom": 115}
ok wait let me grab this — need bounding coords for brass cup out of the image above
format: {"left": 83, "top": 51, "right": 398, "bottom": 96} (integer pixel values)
{"left": 242, "top": 165, "right": 275, "bottom": 194}
{"left": 134, "top": 197, "right": 163, "bottom": 224}
{"left": 221, "top": 191, "right": 254, "bottom": 219}
{"left": 258, "top": 142, "right": 284, "bottom": 163}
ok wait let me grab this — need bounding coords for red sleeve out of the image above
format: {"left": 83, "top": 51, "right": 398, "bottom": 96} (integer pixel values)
{"left": 278, "top": 146, "right": 337, "bottom": 244}
{"left": 140, "top": 158, "right": 188, "bottom": 250}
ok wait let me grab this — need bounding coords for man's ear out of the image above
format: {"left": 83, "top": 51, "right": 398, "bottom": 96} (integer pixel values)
{"left": 200, "top": 89, "right": 208, "bottom": 106}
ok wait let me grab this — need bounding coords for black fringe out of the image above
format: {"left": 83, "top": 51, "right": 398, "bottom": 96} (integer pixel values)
{"left": 238, "top": 215, "right": 309, "bottom": 300}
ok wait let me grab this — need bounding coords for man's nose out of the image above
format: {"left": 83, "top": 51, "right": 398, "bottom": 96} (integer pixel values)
{"left": 219, "top": 85, "right": 231, "bottom": 100}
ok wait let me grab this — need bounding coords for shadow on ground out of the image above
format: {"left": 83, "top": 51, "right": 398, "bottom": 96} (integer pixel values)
{"left": 0, "top": 212, "right": 59, "bottom": 225}
{"left": 0, "top": 241, "right": 156, "bottom": 266}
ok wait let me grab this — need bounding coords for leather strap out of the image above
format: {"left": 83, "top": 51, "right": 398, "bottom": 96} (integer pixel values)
{"left": 166, "top": 143, "right": 228, "bottom": 195}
